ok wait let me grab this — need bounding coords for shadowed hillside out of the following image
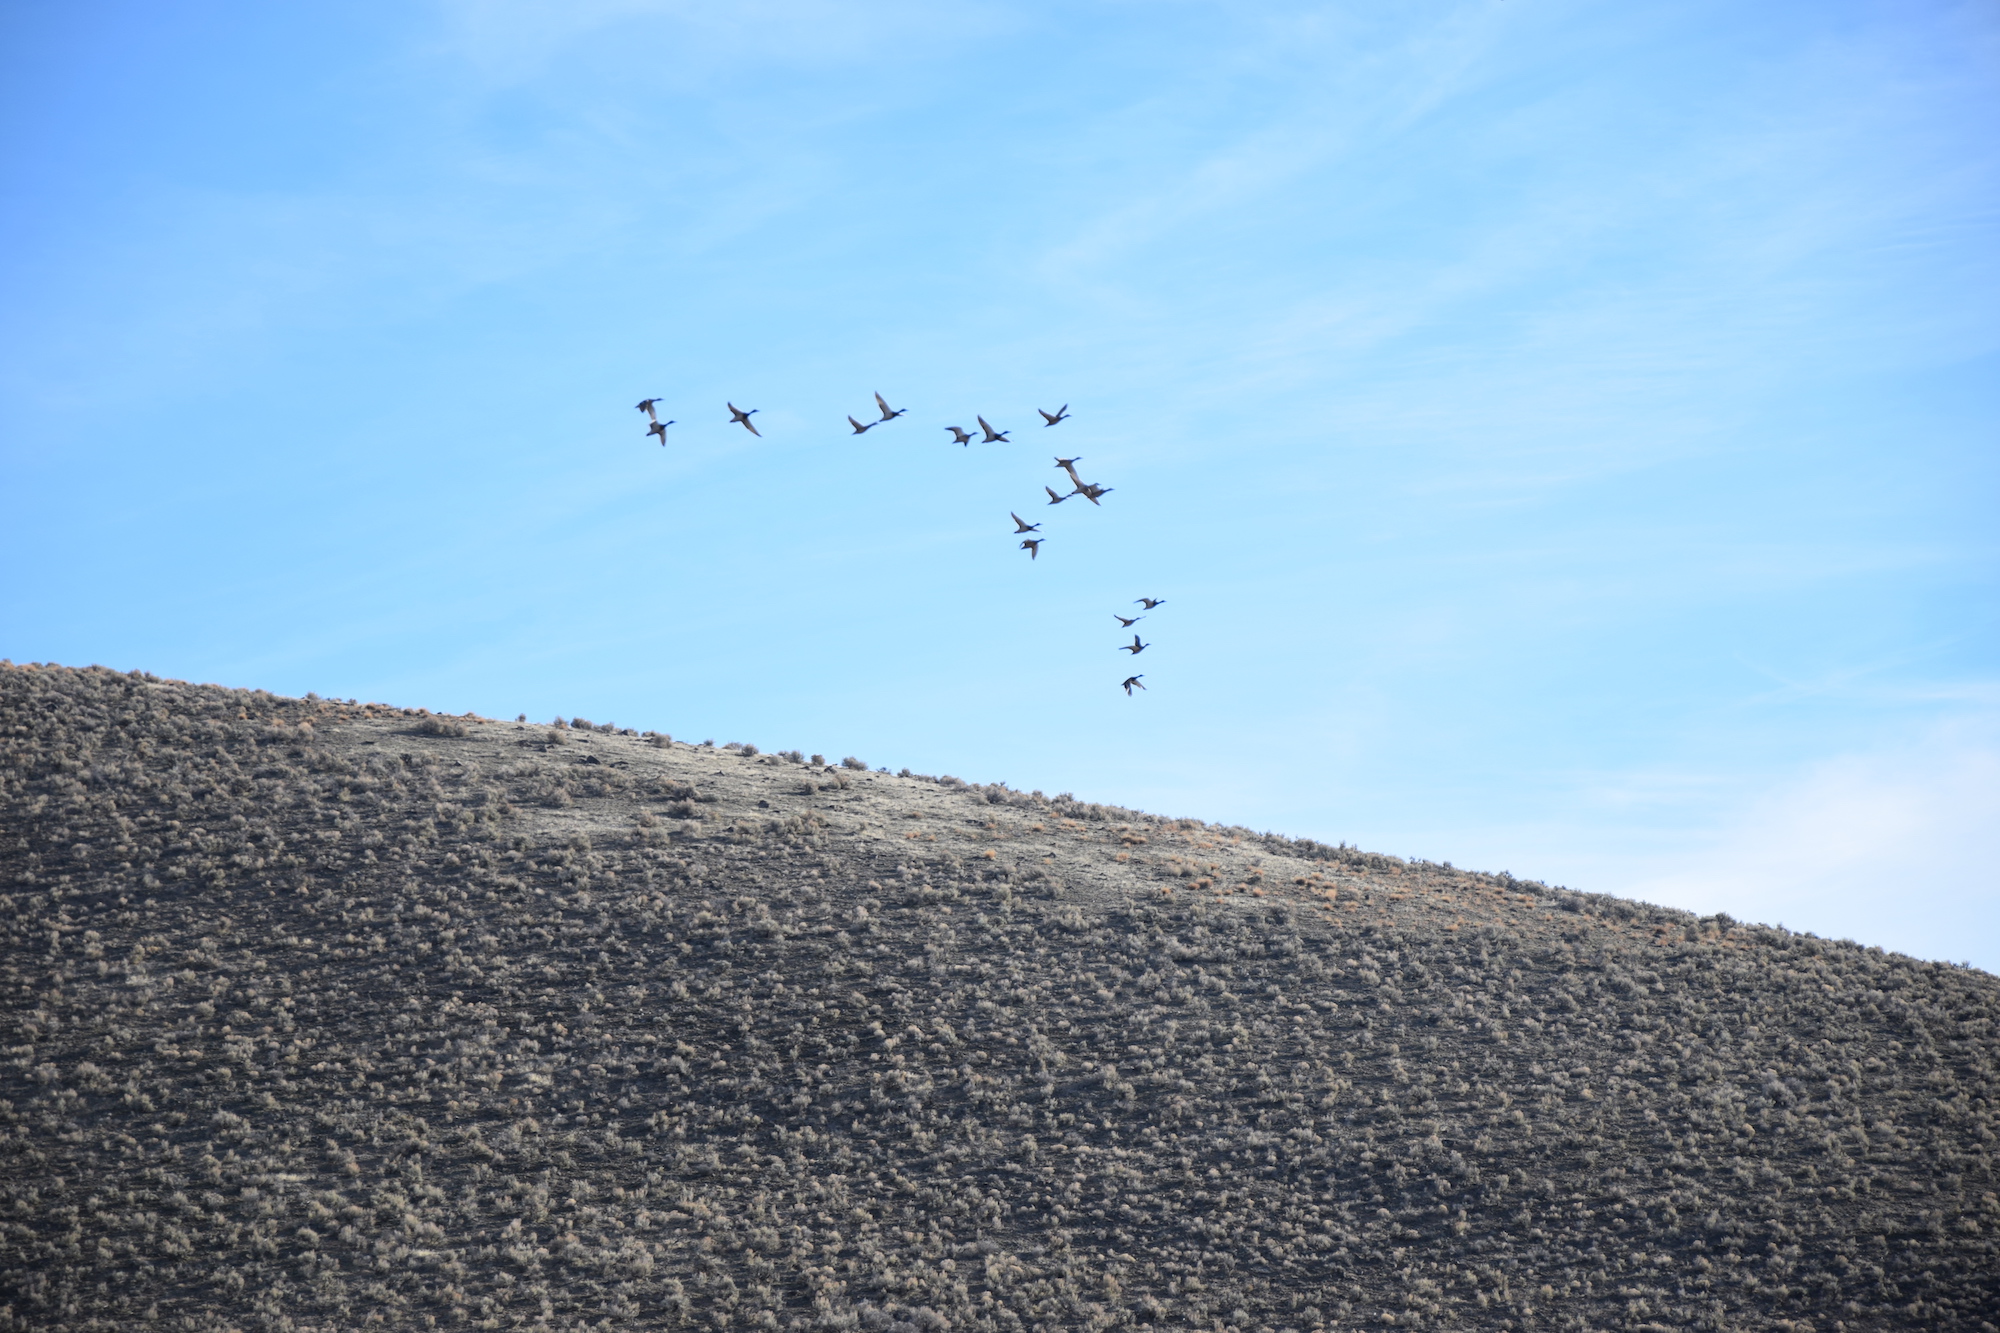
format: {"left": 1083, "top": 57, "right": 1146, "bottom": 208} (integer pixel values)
{"left": 2, "top": 662, "right": 1996, "bottom": 1333}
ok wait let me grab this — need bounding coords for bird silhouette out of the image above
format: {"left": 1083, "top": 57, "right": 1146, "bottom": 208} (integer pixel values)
{"left": 1011, "top": 513, "right": 1041, "bottom": 534}
{"left": 636, "top": 398, "right": 665, "bottom": 423}
{"left": 874, "top": 392, "right": 906, "bottom": 423}
{"left": 946, "top": 426, "right": 975, "bottom": 445}
{"left": 727, "top": 403, "right": 761, "bottom": 437}
{"left": 1120, "top": 635, "right": 1148, "bottom": 655}
{"left": 1113, "top": 613, "right": 1142, "bottom": 628}
{"left": 1044, "top": 486, "right": 1072, "bottom": 505}
{"left": 1136, "top": 597, "right": 1165, "bottom": 610}
{"left": 1020, "top": 538, "right": 1044, "bottom": 560}
{"left": 1073, "top": 482, "right": 1112, "bottom": 505}
{"left": 1038, "top": 405, "right": 1071, "bottom": 426}
{"left": 978, "top": 417, "right": 1009, "bottom": 443}
{"left": 1054, "top": 456, "right": 1088, "bottom": 490}
{"left": 647, "top": 419, "right": 675, "bottom": 445}
{"left": 1121, "top": 675, "right": 1145, "bottom": 695}
{"left": 847, "top": 416, "right": 876, "bottom": 435}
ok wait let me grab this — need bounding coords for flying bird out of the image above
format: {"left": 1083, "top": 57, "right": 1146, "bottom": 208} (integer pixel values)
{"left": 946, "top": 426, "right": 975, "bottom": 445}
{"left": 1113, "top": 613, "right": 1142, "bottom": 627}
{"left": 977, "top": 417, "right": 1009, "bottom": 443}
{"left": 1044, "top": 486, "right": 1072, "bottom": 505}
{"left": 847, "top": 416, "right": 876, "bottom": 435}
{"left": 874, "top": 393, "right": 906, "bottom": 423}
{"left": 1136, "top": 597, "right": 1166, "bottom": 610}
{"left": 1121, "top": 675, "right": 1145, "bottom": 695}
{"left": 1038, "top": 405, "right": 1071, "bottom": 427}
{"left": 636, "top": 398, "right": 665, "bottom": 423}
{"left": 1073, "top": 482, "right": 1113, "bottom": 505}
{"left": 647, "top": 419, "right": 675, "bottom": 445}
{"left": 1054, "top": 456, "right": 1088, "bottom": 488}
{"left": 727, "top": 403, "right": 761, "bottom": 437}
{"left": 1120, "top": 635, "right": 1149, "bottom": 655}
{"left": 1011, "top": 513, "right": 1041, "bottom": 534}
{"left": 1020, "top": 538, "right": 1044, "bottom": 560}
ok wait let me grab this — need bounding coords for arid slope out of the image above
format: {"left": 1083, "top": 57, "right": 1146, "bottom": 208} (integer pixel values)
{"left": 2, "top": 663, "right": 1996, "bottom": 1333}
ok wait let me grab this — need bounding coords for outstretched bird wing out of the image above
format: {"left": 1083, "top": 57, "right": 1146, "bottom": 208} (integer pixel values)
{"left": 848, "top": 416, "right": 873, "bottom": 434}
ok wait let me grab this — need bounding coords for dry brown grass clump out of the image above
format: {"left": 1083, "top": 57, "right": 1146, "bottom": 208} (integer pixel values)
{"left": 1, "top": 661, "right": 1996, "bottom": 1333}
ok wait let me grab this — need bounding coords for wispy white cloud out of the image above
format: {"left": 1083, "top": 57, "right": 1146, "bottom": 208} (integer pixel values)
{"left": 1608, "top": 713, "right": 2000, "bottom": 970}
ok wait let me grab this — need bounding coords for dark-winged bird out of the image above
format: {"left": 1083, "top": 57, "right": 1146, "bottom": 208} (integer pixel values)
{"left": 946, "top": 426, "right": 975, "bottom": 445}
{"left": 1074, "top": 482, "right": 1112, "bottom": 505}
{"left": 1038, "top": 405, "right": 1071, "bottom": 427}
{"left": 1113, "top": 613, "right": 1142, "bottom": 628}
{"left": 874, "top": 393, "right": 906, "bottom": 423}
{"left": 1120, "top": 635, "right": 1148, "bottom": 655}
{"left": 1121, "top": 675, "right": 1145, "bottom": 695}
{"left": 1011, "top": 513, "right": 1040, "bottom": 533}
{"left": 1044, "top": 486, "right": 1072, "bottom": 505}
{"left": 647, "top": 419, "right": 675, "bottom": 445}
{"left": 727, "top": 403, "right": 761, "bottom": 437}
{"left": 1020, "top": 538, "right": 1044, "bottom": 560}
{"left": 1136, "top": 597, "right": 1165, "bottom": 610}
{"left": 978, "top": 416, "right": 1009, "bottom": 443}
{"left": 847, "top": 416, "right": 875, "bottom": 435}
{"left": 637, "top": 398, "right": 665, "bottom": 423}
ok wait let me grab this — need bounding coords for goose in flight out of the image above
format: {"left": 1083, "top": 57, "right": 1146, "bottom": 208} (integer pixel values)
{"left": 977, "top": 416, "right": 1009, "bottom": 443}
{"left": 874, "top": 392, "right": 906, "bottom": 423}
{"left": 1011, "top": 512, "right": 1041, "bottom": 534}
{"left": 847, "top": 416, "right": 876, "bottom": 435}
{"left": 1020, "top": 538, "right": 1044, "bottom": 560}
{"left": 1038, "top": 405, "right": 1071, "bottom": 427}
{"left": 647, "top": 419, "right": 675, "bottom": 445}
{"left": 1121, "top": 675, "right": 1145, "bottom": 695}
{"left": 946, "top": 426, "right": 975, "bottom": 446}
{"left": 636, "top": 398, "right": 665, "bottom": 423}
{"left": 1044, "top": 486, "right": 1072, "bottom": 505}
{"left": 727, "top": 403, "right": 761, "bottom": 437}
{"left": 1073, "top": 482, "right": 1113, "bottom": 505}
{"left": 1120, "top": 634, "right": 1149, "bottom": 655}
{"left": 1135, "top": 597, "right": 1166, "bottom": 610}
{"left": 1113, "top": 613, "right": 1142, "bottom": 628}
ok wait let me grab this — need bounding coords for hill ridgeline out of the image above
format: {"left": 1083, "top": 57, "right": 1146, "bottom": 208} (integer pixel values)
{"left": 2, "top": 662, "right": 1996, "bottom": 1333}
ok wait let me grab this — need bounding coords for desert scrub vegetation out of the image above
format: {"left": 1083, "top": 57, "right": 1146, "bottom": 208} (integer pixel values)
{"left": 1, "top": 662, "right": 1997, "bottom": 1333}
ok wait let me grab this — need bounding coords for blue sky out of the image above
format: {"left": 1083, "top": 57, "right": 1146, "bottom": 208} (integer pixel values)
{"left": 4, "top": 0, "right": 1996, "bottom": 967}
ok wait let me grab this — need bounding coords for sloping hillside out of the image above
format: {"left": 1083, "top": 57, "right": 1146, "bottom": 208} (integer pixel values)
{"left": 2, "top": 661, "right": 1995, "bottom": 1333}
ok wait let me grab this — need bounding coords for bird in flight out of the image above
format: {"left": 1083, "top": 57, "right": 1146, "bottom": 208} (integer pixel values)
{"left": 1121, "top": 675, "right": 1145, "bottom": 695}
{"left": 1113, "top": 613, "right": 1142, "bottom": 627}
{"left": 978, "top": 417, "right": 1009, "bottom": 443}
{"left": 727, "top": 403, "right": 761, "bottom": 437}
{"left": 946, "top": 426, "right": 975, "bottom": 446}
{"left": 1020, "top": 538, "right": 1044, "bottom": 560}
{"left": 874, "top": 393, "right": 906, "bottom": 423}
{"left": 647, "top": 419, "right": 675, "bottom": 445}
{"left": 1073, "top": 482, "right": 1112, "bottom": 505}
{"left": 1136, "top": 597, "right": 1166, "bottom": 610}
{"left": 1044, "top": 486, "right": 1072, "bottom": 505}
{"left": 847, "top": 416, "right": 876, "bottom": 435}
{"left": 1038, "top": 405, "right": 1071, "bottom": 427}
{"left": 636, "top": 398, "right": 665, "bottom": 423}
{"left": 1011, "top": 513, "right": 1041, "bottom": 533}
{"left": 1120, "top": 635, "right": 1149, "bottom": 655}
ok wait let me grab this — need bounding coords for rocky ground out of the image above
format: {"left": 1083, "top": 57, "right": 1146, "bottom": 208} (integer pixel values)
{"left": 2, "top": 661, "right": 1996, "bottom": 1333}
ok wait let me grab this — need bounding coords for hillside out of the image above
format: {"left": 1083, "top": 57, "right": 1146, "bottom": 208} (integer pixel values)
{"left": 2, "top": 661, "right": 1996, "bottom": 1333}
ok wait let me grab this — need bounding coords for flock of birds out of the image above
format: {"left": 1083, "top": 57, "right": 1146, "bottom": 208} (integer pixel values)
{"left": 634, "top": 394, "right": 1167, "bottom": 695}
